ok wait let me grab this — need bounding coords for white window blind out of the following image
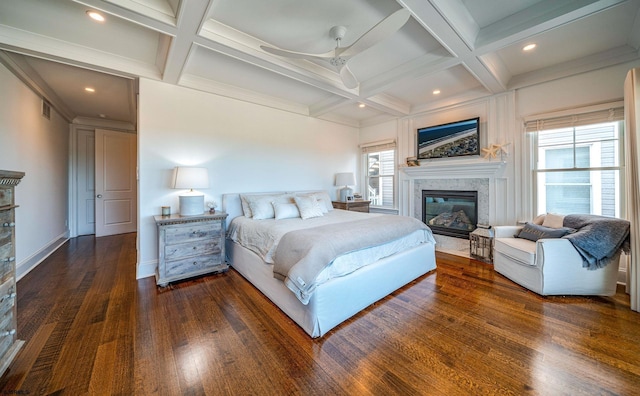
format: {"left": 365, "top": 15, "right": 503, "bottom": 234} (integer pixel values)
{"left": 525, "top": 106, "right": 624, "bottom": 133}
{"left": 360, "top": 139, "right": 396, "bottom": 153}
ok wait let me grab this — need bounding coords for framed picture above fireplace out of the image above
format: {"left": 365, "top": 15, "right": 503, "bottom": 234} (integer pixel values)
{"left": 417, "top": 117, "right": 480, "bottom": 160}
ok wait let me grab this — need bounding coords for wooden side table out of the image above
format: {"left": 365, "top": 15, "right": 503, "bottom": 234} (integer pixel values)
{"left": 332, "top": 200, "right": 371, "bottom": 213}
{"left": 154, "top": 211, "right": 229, "bottom": 286}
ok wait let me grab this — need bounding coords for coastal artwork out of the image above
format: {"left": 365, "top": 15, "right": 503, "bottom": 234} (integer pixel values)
{"left": 417, "top": 118, "right": 479, "bottom": 160}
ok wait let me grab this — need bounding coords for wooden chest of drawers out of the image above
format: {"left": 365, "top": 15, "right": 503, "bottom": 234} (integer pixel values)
{"left": 0, "top": 170, "right": 24, "bottom": 377}
{"left": 154, "top": 212, "right": 229, "bottom": 286}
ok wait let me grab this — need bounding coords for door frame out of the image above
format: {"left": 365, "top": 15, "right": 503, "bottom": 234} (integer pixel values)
{"left": 69, "top": 122, "right": 138, "bottom": 238}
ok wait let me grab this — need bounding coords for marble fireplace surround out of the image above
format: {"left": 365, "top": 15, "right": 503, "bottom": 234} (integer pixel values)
{"left": 399, "top": 158, "right": 506, "bottom": 257}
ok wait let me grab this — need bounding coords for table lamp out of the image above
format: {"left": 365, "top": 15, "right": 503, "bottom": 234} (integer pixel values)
{"left": 335, "top": 172, "right": 356, "bottom": 202}
{"left": 173, "top": 166, "right": 209, "bottom": 216}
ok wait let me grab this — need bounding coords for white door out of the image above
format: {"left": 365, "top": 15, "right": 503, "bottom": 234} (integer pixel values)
{"left": 77, "top": 129, "right": 96, "bottom": 235}
{"left": 95, "top": 129, "right": 137, "bottom": 237}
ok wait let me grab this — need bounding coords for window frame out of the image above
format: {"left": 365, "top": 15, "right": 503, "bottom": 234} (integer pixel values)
{"left": 531, "top": 120, "right": 625, "bottom": 217}
{"left": 361, "top": 141, "right": 397, "bottom": 210}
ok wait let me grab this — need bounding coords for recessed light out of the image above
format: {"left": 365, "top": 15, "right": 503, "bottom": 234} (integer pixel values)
{"left": 99, "top": 114, "right": 107, "bottom": 118}
{"left": 433, "top": 89, "right": 441, "bottom": 95}
{"left": 358, "top": 103, "right": 366, "bottom": 108}
{"left": 85, "top": 87, "right": 95, "bottom": 93}
{"left": 523, "top": 43, "right": 536, "bottom": 51}
{"left": 86, "top": 10, "right": 105, "bottom": 22}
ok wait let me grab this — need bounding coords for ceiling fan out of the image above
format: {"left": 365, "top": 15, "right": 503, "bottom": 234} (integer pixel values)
{"left": 260, "top": 9, "right": 411, "bottom": 89}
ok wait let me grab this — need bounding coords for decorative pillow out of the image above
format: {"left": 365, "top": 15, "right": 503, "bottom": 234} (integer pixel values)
{"left": 542, "top": 212, "right": 565, "bottom": 229}
{"left": 273, "top": 202, "right": 300, "bottom": 220}
{"left": 515, "top": 223, "right": 573, "bottom": 242}
{"left": 239, "top": 194, "right": 253, "bottom": 218}
{"left": 532, "top": 214, "right": 546, "bottom": 225}
{"left": 294, "top": 195, "right": 324, "bottom": 220}
{"left": 243, "top": 193, "right": 293, "bottom": 220}
{"left": 296, "top": 191, "right": 333, "bottom": 212}
{"left": 248, "top": 196, "right": 276, "bottom": 220}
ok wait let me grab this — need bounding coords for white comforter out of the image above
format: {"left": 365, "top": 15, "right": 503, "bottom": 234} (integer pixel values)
{"left": 227, "top": 210, "right": 435, "bottom": 287}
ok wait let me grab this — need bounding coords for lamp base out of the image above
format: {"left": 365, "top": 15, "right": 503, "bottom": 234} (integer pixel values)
{"left": 339, "top": 187, "right": 354, "bottom": 202}
{"left": 179, "top": 193, "right": 204, "bottom": 216}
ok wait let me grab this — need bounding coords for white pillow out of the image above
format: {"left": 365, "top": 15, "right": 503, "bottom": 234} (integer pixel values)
{"left": 239, "top": 194, "right": 253, "bottom": 218}
{"left": 296, "top": 191, "right": 333, "bottom": 212}
{"left": 542, "top": 212, "right": 565, "bottom": 229}
{"left": 241, "top": 193, "right": 293, "bottom": 220}
{"left": 273, "top": 202, "right": 300, "bottom": 220}
{"left": 294, "top": 195, "right": 324, "bottom": 220}
{"left": 248, "top": 195, "right": 276, "bottom": 220}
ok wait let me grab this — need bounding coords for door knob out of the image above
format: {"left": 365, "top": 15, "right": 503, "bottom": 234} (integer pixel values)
{"left": 97, "top": 194, "right": 103, "bottom": 198}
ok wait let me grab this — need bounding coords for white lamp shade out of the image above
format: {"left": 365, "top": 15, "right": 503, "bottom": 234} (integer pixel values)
{"left": 173, "top": 167, "right": 209, "bottom": 189}
{"left": 335, "top": 172, "right": 356, "bottom": 186}
{"left": 173, "top": 167, "right": 209, "bottom": 216}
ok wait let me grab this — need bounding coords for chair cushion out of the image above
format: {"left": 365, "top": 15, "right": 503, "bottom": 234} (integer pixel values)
{"left": 494, "top": 238, "right": 537, "bottom": 266}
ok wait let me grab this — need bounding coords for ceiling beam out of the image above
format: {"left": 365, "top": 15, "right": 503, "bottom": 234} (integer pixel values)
{"left": 161, "top": 0, "right": 210, "bottom": 84}
{"left": 72, "top": 0, "right": 178, "bottom": 35}
{"left": 475, "top": 0, "right": 627, "bottom": 50}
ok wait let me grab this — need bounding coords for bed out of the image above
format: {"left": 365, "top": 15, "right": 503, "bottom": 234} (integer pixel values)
{"left": 222, "top": 191, "right": 437, "bottom": 338}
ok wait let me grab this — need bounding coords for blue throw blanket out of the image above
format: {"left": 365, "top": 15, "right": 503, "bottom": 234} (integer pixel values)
{"left": 562, "top": 214, "right": 631, "bottom": 270}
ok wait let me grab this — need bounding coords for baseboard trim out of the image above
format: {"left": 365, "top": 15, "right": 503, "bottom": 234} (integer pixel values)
{"left": 137, "top": 260, "right": 157, "bottom": 280}
{"left": 16, "top": 235, "right": 69, "bottom": 281}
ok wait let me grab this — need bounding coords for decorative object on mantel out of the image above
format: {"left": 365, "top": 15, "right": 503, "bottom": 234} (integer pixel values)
{"left": 406, "top": 156, "right": 420, "bottom": 166}
{"left": 173, "top": 166, "right": 209, "bottom": 216}
{"left": 469, "top": 224, "right": 494, "bottom": 263}
{"left": 482, "top": 142, "right": 511, "bottom": 161}
{"left": 206, "top": 200, "right": 217, "bottom": 214}
{"left": 481, "top": 145, "right": 498, "bottom": 159}
{"left": 493, "top": 142, "right": 511, "bottom": 161}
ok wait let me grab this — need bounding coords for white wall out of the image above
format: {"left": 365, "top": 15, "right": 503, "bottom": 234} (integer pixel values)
{"left": 137, "top": 79, "right": 359, "bottom": 278}
{"left": 0, "top": 62, "right": 69, "bottom": 279}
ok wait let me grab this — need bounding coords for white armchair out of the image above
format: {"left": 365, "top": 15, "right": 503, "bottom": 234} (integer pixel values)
{"left": 493, "top": 225, "right": 621, "bottom": 296}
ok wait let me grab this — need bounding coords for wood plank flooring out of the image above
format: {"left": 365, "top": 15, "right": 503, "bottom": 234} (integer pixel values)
{"left": 1, "top": 232, "right": 639, "bottom": 395}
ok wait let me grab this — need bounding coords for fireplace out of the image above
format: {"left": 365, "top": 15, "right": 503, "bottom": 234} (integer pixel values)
{"left": 422, "top": 190, "right": 478, "bottom": 238}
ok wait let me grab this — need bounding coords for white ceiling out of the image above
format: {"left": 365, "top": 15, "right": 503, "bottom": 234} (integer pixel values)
{"left": 0, "top": 0, "right": 639, "bottom": 128}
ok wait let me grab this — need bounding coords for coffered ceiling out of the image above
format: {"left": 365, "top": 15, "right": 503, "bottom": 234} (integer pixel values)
{"left": 0, "top": 0, "right": 638, "bottom": 128}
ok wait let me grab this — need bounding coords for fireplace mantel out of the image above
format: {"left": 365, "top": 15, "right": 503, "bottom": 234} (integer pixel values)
{"left": 401, "top": 158, "right": 505, "bottom": 179}
{"left": 398, "top": 157, "right": 509, "bottom": 249}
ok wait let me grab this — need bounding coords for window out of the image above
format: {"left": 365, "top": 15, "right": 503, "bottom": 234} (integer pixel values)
{"left": 361, "top": 140, "right": 396, "bottom": 209}
{"left": 529, "top": 109, "right": 624, "bottom": 217}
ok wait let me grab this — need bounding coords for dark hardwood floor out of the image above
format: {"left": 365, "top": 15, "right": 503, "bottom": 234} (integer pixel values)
{"left": 1, "top": 233, "right": 639, "bottom": 395}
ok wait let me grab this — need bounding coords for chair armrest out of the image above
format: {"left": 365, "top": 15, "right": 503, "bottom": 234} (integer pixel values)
{"left": 493, "top": 225, "right": 523, "bottom": 238}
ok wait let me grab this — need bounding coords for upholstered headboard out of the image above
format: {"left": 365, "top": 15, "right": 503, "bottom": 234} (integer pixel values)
{"left": 221, "top": 193, "right": 244, "bottom": 223}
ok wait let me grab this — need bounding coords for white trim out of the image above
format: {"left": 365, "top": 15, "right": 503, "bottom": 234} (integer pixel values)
{"left": 137, "top": 259, "right": 157, "bottom": 279}
{"left": 16, "top": 235, "right": 68, "bottom": 281}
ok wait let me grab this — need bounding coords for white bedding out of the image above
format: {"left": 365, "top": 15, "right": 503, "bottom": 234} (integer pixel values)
{"left": 222, "top": 191, "right": 438, "bottom": 337}
{"left": 227, "top": 209, "right": 435, "bottom": 288}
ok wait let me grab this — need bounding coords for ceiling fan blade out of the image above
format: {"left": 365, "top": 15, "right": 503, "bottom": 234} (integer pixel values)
{"left": 260, "top": 45, "right": 334, "bottom": 60}
{"left": 339, "top": 9, "right": 411, "bottom": 58}
{"left": 340, "top": 64, "right": 358, "bottom": 89}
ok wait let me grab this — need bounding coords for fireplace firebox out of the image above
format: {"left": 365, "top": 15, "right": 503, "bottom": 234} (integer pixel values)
{"left": 422, "top": 190, "right": 478, "bottom": 238}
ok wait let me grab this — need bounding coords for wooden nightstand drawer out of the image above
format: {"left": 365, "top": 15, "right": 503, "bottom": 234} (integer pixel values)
{"left": 165, "top": 222, "right": 221, "bottom": 244}
{"left": 165, "top": 253, "right": 224, "bottom": 277}
{"left": 165, "top": 239, "right": 221, "bottom": 261}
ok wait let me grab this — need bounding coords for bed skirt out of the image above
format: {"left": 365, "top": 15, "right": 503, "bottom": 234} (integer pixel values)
{"left": 226, "top": 239, "right": 436, "bottom": 338}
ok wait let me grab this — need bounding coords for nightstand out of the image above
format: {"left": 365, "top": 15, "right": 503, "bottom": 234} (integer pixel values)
{"left": 332, "top": 200, "right": 371, "bottom": 213}
{"left": 154, "top": 211, "right": 228, "bottom": 286}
